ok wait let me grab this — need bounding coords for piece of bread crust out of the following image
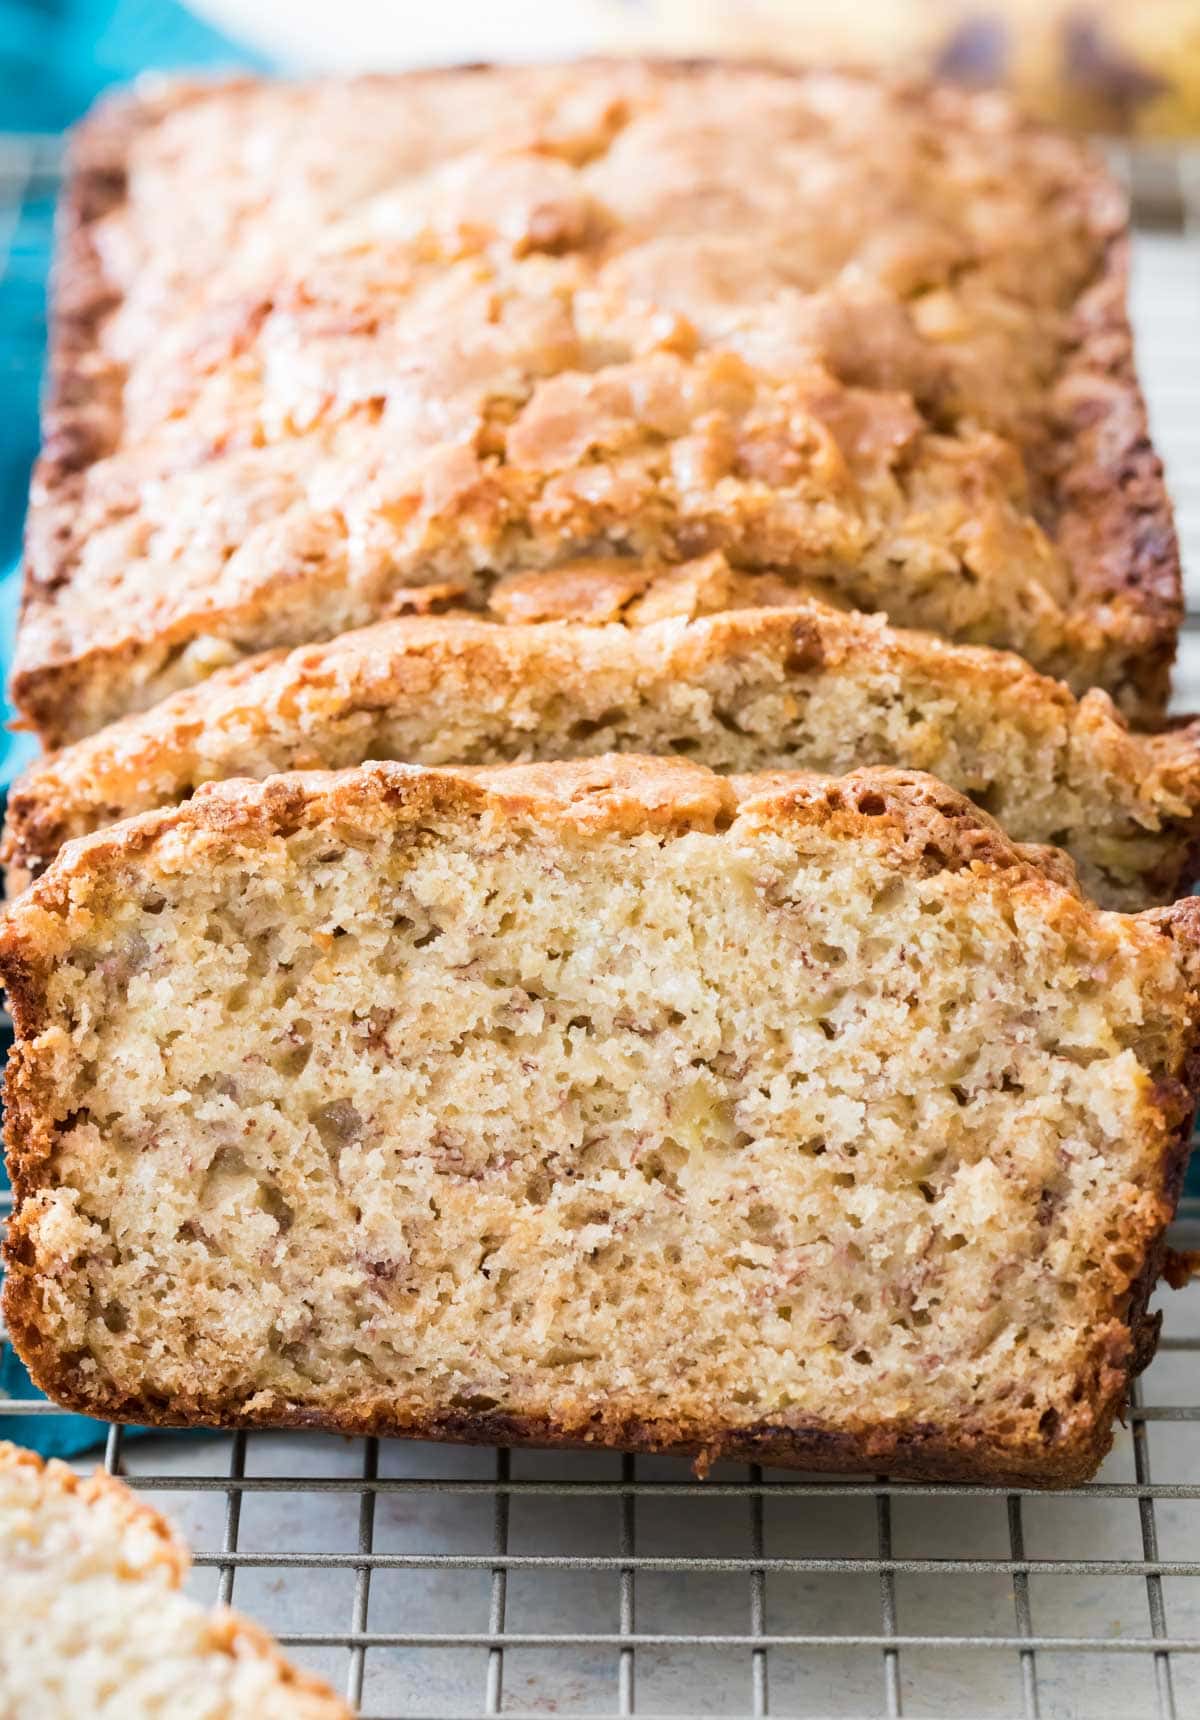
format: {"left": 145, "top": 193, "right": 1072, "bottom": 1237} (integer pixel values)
{"left": 11, "top": 61, "right": 1179, "bottom": 747}
{"left": 3, "top": 758, "right": 1197, "bottom": 1487}
{"left": 5, "top": 579, "right": 1199, "bottom": 911}
{"left": 0, "top": 1440, "right": 350, "bottom": 1718}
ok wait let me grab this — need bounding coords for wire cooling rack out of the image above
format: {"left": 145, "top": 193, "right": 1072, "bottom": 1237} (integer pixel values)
{"left": 1, "top": 134, "right": 1200, "bottom": 1720}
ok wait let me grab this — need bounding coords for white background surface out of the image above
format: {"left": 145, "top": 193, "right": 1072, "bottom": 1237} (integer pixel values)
{"left": 186, "top": 0, "right": 636, "bottom": 68}
{"left": 1136, "top": 231, "right": 1200, "bottom": 706}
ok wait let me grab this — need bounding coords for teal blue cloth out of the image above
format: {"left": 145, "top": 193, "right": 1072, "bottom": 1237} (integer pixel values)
{"left": 1, "top": 0, "right": 253, "bottom": 132}
{"left": 0, "top": 566, "right": 37, "bottom": 786}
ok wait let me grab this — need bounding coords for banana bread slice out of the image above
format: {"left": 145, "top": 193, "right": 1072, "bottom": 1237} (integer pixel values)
{"left": 13, "top": 61, "right": 1177, "bottom": 745}
{"left": 4, "top": 758, "right": 1197, "bottom": 1486}
{"left": 0, "top": 1441, "right": 348, "bottom": 1718}
{"left": 6, "top": 578, "right": 1199, "bottom": 911}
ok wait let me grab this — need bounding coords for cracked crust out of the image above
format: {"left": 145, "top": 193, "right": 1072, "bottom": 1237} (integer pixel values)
{"left": 11, "top": 61, "right": 1180, "bottom": 746}
{"left": 5, "top": 574, "right": 1200, "bottom": 910}
{"left": 0, "top": 1441, "right": 351, "bottom": 1717}
{"left": 3, "top": 759, "right": 1198, "bottom": 1487}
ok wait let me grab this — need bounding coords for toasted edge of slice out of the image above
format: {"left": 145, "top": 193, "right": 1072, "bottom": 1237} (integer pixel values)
{"left": 7, "top": 592, "right": 1199, "bottom": 911}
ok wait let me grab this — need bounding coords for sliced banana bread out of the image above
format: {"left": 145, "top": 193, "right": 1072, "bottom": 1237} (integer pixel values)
{"left": 6, "top": 576, "right": 1198, "bottom": 910}
{"left": 4, "top": 758, "right": 1197, "bottom": 1486}
{"left": 0, "top": 1441, "right": 348, "bottom": 1718}
{"left": 13, "top": 61, "right": 1177, "bottom": 745}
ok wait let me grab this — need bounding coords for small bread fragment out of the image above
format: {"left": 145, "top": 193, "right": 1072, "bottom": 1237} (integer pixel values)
{"left": 3, "top": 757, "right": 1197, "bottom": 1486}
{"left": 7, "top": 586, "right": 1199, "bottom": 910}
{"left": 0, "top": 1440, "right": 349, "bottom": 1718}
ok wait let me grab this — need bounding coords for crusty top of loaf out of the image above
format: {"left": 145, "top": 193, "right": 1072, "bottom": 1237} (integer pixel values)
{"left": 13, "top": 60, "right": 1178, "bottom": 742}
{"left": 7, "top": 577, "right": 1200, "bottom": 915}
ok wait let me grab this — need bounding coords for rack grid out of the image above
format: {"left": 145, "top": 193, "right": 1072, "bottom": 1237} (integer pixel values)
{"left": 1, "top": 133, "right": 1199, "bottom": 1720}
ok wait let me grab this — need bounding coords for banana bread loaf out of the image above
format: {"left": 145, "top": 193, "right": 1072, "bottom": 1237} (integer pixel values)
{"left": 13, "top": 61, "right": 1178, "bottom": 746}
{"left": 6, "top": 572, "right": 1200, "bottom": 910}
{"left": 3, "top": 757, "right": 1197, "bottom": 1486}
{"left": 0, "top": 1441, "right": 348, "bottom": 1718}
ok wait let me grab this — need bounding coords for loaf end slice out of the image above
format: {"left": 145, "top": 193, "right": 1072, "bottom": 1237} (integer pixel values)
{"left": 6, "top": 586, "right": 1200, "bottom": 911}
{"left": 12, "top": 62, "right": 1179, "bottom": 744}
{"left": 3, "top": 758, "right": 1198, "bottom": 1486}
{"left": 0, "top": 1440, "right": 350, "bottom": 1717}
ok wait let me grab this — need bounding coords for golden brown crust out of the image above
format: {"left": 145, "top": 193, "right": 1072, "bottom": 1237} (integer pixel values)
{"left": 0, "top": 759, "right": 1077, "bottom": 970}
{"left": 1049, "top": 220, "right": 1181, "bottom": 712}
{"left": 1118, "top": 895, "right": 1200, "bottom": 1381}
{"left": 11, "top": 62, "right": 1180, "bottom": 745}
{"left": 7, "top": 591, "right": 1198, "bottom": 909}
{"left": 0, "top": 1382, "right": 1126, "bottom": 1490}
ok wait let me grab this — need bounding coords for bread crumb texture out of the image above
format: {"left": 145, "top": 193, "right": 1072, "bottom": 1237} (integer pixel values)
{"left": 14, "top": 62, "right": 1177, "bottom": 744}
{"left": 6, "top": 587, "right": 1200, "bottom": 909}
{"left": 0, "top": 1441, "right": 349, "bottom": 1718}
{"left": 3, "top": 760, "right": 1198, "bottom": 1485}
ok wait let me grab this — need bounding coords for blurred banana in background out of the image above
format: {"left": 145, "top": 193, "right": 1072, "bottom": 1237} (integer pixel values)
{"left": 600, "top": 1, "right": 1200, "bottom": 136}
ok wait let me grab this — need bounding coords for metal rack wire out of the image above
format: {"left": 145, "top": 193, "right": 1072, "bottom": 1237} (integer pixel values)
{"left": 0, "top": 134, "right": 1199, "bottom": 1720}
